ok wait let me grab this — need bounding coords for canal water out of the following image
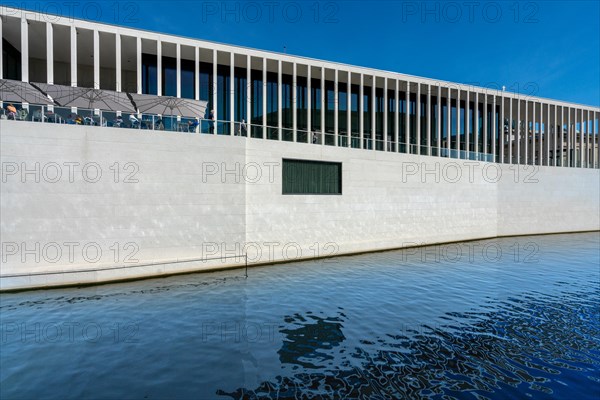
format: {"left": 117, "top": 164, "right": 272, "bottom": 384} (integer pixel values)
{"left": 1, "top": 233, "right": 599, "bottom": 399}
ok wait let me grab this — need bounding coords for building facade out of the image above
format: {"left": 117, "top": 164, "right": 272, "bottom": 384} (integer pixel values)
{"left": 1, "top": 6, "right": 598, "bottom": 168}
{"left": 1, "top": 7, "right": 599, "bottom": 291}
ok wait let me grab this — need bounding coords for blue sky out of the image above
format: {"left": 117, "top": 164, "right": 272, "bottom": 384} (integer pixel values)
{"left": 3, "top": 0, "right": 599, "bottom": 106}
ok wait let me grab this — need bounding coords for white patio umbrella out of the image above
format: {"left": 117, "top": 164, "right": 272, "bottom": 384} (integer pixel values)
{"left": 32, "top": 82, "right": 136, "bottom": 113}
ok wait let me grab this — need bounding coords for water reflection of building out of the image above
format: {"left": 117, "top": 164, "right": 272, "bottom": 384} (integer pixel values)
{"left": 278, "top": 313, "right": 346, "bottom": 369}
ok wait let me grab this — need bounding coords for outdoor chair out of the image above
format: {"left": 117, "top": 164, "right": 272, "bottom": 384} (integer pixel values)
{"left": 32, "top": 110, "right": 47, "bottom": 122}
{"left": 16, "top": 109, "right": 28, "bottom": 121}
{"left": 188, "top": 121, "right": 199, "bottom": 133}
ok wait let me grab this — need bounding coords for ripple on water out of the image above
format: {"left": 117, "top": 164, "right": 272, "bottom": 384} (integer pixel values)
{"left": 0, "top": 233, "right": 599, "bottom": 399}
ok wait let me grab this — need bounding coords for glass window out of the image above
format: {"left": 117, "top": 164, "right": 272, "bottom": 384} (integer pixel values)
{"left": 296, "top": 76, "right": 308, "bottom": 131}
{"left": 216, "top": 64, "right": 230, "bottom": 126}
{"left": 234, "top": 67, "right": 247, "bottom": 122}
{"left": 282, "top": 74, "right": 293, "bottom": 129}
{"left": 250, "top": 69, "right": 263, "bottom": 138}
{"left": 142, "top": 53, "right": 157, "bottom": 95}
{"left": 311, "top": 78, "right": 321, "bottom": 131}
{"left": 181, "top": 59, "right": 195, "bottom": 99}
{"left": 2, "top": 38, "right": 22, "bottom": 81}
{"left": 282, "top": 159, "right": 342, "bottom": 195}
{"left": 162, "top": 55, "right": 177, "bottom": 97}
{"left": 266, "top": 71, "right": 278, "bottom": 128}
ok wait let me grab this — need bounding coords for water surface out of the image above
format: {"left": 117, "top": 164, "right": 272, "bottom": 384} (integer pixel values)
{"left": 1, "top": 233, "right": 599, "bottom": 399}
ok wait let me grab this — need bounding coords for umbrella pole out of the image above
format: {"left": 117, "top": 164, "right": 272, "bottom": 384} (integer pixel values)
{"left": 170, "top": 106, "right": 175, "bottom": 132}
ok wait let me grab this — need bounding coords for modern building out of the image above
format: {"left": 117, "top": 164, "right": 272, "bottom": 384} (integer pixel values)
{"left": 1, "top": 6, "right": 598, "bottom": 167}
{"left": 0, "top": 7, "right": 599, "bottom": 291}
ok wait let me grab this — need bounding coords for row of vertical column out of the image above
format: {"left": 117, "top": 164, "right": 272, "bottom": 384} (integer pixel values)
{"left": 3, "top": 16, "right": 599, "bottom": 168}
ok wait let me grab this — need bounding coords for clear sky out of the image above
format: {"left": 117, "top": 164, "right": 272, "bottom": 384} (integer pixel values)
{"left": 3, "top": 0, "right": 599, "bottom": 106}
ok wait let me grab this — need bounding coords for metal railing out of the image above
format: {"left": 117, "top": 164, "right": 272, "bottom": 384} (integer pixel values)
{"left": 3, "top": 101, "right": 584, "bottom": 166}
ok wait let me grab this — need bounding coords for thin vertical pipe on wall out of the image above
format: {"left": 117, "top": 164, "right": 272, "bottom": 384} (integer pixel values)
{"left": 157, "top": 41, "right": 163, "bottom": 97}
{"left": 230, "top": 52, "right": 235, "bottom": 135}
{"left": 334, "top": 69, "right": 339, "bottom": 146}
{"left": 195, "top": 47, "right": 200, "bottom": 101}
{"left": 508, "top": 97, "right": 513, "bottom": 164}
{"left": 559, "top": 105, "right": 563, "bottom": 167}
{"left": 246, "top": 54, "right": 251, "bottom": 124}
{"left": 446, "top": 88, "right": 451, "bottom": 156}
{"left": 588, "top": 110, "right": 593, "bottom": 168}
{"left": 540, "top": 102, "right": 545, "bottom": 166}
{"left": 427, "top": 84, "right": 431, "bottom": 156}
{"left": 500, "top": 93, "right": 505, "bottom": 164}
{"left": 416, "top": 83, "right": 421, "bottom": 154}
{"left": 307, "top": 66, "right": 311, "bottom": 142}
{"left": 293, "top": 62, "right": 297, "bottom": 142}
{"left": 456, "top": 88, "right": 460, "bottom": 158}
{"left": 437, "top": 85, "right": 442, "bottom": 153}
{"left": 383, "top": 78, "right": 388, "bottom": 151}
{"left": 136, "top": 37, "right": 142, "bottom": 94}
{"left": 580, "top": 108, "right": 584, "bottom": 168}
{"left": 277, "top": 59, "right": 282, "bottom": 140}
{"left": 71, "top": 26, "right": 77, "bottom": 87}
{"left": 115, "top": 34, "right": 121, "bottom": 92}
{"left": 320, "top": 66, "right": 325, "bottom": 145}
{"left": 593, "top": 111, "right": 600, "bottom": 168}
{"left": 566, "top": 107, "right": 571, "bottom": 167}
{"left": 176, "top": 44, "right": 181, "bottom": 98}
{"left": 575, "top": 108, "right": 579, "bottom": 167}
{"left": 553, "top": 105, "right": 558, "bottom": 167}
{"left": 516, "top": 99, "right": 521, "bottom": 164}
{"left": 395, "top": 80, "right": 399, "bottom": 152}
{"left": 262, "top": 58, "right": 267, "bottom": 138}
{"left": 483, "top": 93, "right": 488, "bottom": 160}
{"left": 359, "top": 73, "right": 364, "bottom": 149}
{"left": 21, "top": 17, "right": 28, "bottom": 83}
{"left": 347, "top": 71, "right": 351, "bottom": 147}
{"left": 492, "top": 95, "right": 497, "bottom": 163}
{"left": 371, "top": 75, "right": 376, "bottom": 150}
{"left": 405, "top": 82, "right": 410, "bottom": 153}
{"left": 93, "top": 30, "right": 100, "bottom": 89}
{"left": 540, "top": 104, "right": 550, "bottom": 166}
{"left": 586, "top": 110, "right": 591, "bottom": 168}
{"left": 212, "top": 49, "right": 217, "bottom": 133}
{"left": 531, "top": 101, "right": 535, "bottom": 165}
{"left": 524, "top": 100, "right": 529, "bottom": 165}
{"left": 474, "top": 92, "right": 479, "bottom": 159}
{"left": 46, "top": 23, "right": 53, "bottom": 84}
{"left": 466, "top": 90, "right": 470, "bottom": 159}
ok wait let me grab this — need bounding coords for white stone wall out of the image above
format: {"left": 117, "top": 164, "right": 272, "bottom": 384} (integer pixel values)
{"left": 1, "top": 121, "right": 598, "bottom": 290}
